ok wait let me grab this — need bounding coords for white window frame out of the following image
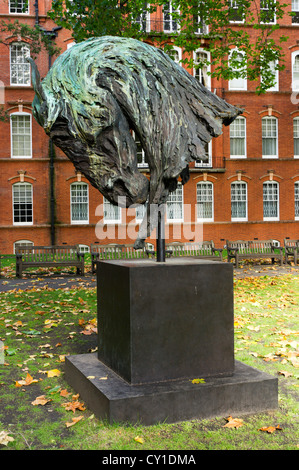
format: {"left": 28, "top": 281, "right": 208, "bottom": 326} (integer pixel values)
{"left": 229, "top": 1, "right": 245, "bottom": 23}
{"left": 292, "top": 51, "right": 299, "bottom": 92}
{"left": 197, "top": 182, "right": 214, "bottom": 222}
{"left": 263, "top": 181, "right": 279, "bottom": 221}
{"left": 295, "top": 182, "right": 299, "bottom": 220}
{"left": 133, "top": 131, "right": 148, "bottom": 168}
{"left": 231, "top": 181, "right": 248, "bottom": 221}
{"left": 70, "top": 182, "right": 89, "bottom": 224}
{"left": 14, "top": 240, "right": 34, "bottom": 253}
{"left": 194, "top": 14, "right": 209, "bottom": 34}
{"left": 166, "top": 183, "right": 184, "bottom": 222}
{"left": 172, "top": 46, "right": 182, "bottom": 65}
{"left": 193, "top": 49, "right": 211, "bottom": 89}
{"left": 292, "top": 0, "right": 299, "bottom": 24}
{"left": 135, "top": 203, "right": 146, "bottom": 223}
{"left": 12, "top": 182, "right": 33, "bottom": 225}
{"left": 163, "top": 1, "right": 180, "bottom": 33}
{"left": 294, "top": 117, "right": 299, "bottom": 158}
{"left": 9, "top": 0, "right": 29, "bottom": 14}
{"left": 195, "top": 141, "right": 212, "bottom": 167}
{"left": 230, "top": 116, "right": 246, "bottom": 158}
{"left": 78, "top": 244, "right": 90, "bottom": 253}
{"left": 10, "top": 112, "right": 32, "bottom": 158}
{"left": 264, "top": 59, "right": 279, "bottom": 92}
{"left": 228, "top": 49, "right": 247, "bottom": 91}
{"left": 103, "top": 197, "right": 122, "bottom": 224}
{"left": 260, "top": 0, "right": 276, "bottom": 24}
{"left": 262, "top": 116, "right": 278, "bottom": 158}
{"left": 10, "top": 42, "right": 31, "bottom": 86}
{"left": 134, "top": 3, "right": 151, "bottom": 32}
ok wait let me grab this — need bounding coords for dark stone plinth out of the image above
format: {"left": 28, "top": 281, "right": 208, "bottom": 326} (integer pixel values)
{"left": 65, "top": 354, "right": 278, "bottom": 425}
{"left": 64, "top": 258, "right": 278, "bottom": 425}
{"left": 97, "top": 259, "right": 234, "bottom": 384}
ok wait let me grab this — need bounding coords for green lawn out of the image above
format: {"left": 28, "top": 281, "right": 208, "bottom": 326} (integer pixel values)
{"left": 0, "top": 271, "right": 298, "bottom": 450}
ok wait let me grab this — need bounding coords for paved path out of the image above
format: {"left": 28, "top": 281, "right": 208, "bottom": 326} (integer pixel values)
{"left": 0, "top": 273, "right": 96, "bottom": 293}
{"left": 0, "top": 263, "right": 297, "bottom": 293}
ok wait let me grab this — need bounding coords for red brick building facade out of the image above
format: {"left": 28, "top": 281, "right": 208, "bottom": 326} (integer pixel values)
{"left": 0, "top": 1, "right": 298, "bottom": 254}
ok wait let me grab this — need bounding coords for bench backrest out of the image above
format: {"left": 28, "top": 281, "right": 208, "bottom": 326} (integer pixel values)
{"left": 248, "top": 240, "right": 274, "bottom": 253}
{"left": 166, "top": 241, "right": 215, "bottom": 256}
{"left": 227, "top": 240, "right": 275, "bottom": 254}
{"left": 284, "top": 239, "right": 299, "bottom": 248}
{"left": 226, "top": 240, "right": 250, "bottom": 253}
{"left": 90, "top": 244, "right": 149, "bottom": 260}
{"left": 15, "top": 245, "right": 80, "bottom": 262}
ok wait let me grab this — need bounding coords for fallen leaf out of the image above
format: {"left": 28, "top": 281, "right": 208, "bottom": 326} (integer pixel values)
{"left": 31, "top": 395, "right": 51, "bottom": 406}
{"left": 65, "top": 416, "right": 83, "bottom": 427}
{"left": 15, "top": 373, "right": 38, "bottom": 387}
{"left": 47, "top": 369, "right": 61, "bottom": 378}
{"left": 62, "top": 399, "right": 86, "bottom": 413}
{"left": 134, "top": 436, "right": 144, "bottom": 444}
{"left": 224, "top": 416, "right": 244, "bottom": 429}
{"left": 259, "top": 425, "right": 282, "bottom": 433}
{"left": 0, "top": 430, "right": 14, "bottom": 446}
{"left": 191, "top": 378, "right": 206, "bottom": 384}
{"left": 278, "top": 371, "right": 293, "bottom": 378}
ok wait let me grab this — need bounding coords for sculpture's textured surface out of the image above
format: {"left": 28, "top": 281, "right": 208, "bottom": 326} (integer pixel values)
{"left": 29, "top": 36, "right": 242, "bottom": 247}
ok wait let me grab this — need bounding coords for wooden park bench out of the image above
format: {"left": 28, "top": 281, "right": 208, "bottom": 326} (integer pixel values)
{"left": 226, "top": 239, "right": 284, "bottom": 268}
{"left": 90, "top": 243, "right": 154, "bottom": 274}
{"left": 165, "top": 241, "right": 223, "bottom": 261}
{"left": 15, "top": 245, "right": 85, "bottom": 278}
{"left": 284, "top": 239, "right": 299, "bottom": 265}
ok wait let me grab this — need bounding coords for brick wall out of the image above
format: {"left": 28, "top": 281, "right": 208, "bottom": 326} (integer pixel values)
{"left": 0, "top": 1, "right": 298, "bottom": 254}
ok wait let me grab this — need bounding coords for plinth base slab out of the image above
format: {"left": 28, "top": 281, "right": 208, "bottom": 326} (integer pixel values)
{"left": 65, "top": 353, "right": 278, "bottom": 425}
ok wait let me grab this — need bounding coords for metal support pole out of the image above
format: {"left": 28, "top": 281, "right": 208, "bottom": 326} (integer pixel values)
{"left": 156, "top": 204, "right": 165, "bottom": 262}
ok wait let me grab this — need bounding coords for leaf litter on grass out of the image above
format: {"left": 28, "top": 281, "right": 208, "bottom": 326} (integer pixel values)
{"left": 0, "top": 272, "right": 298, "bottom": 450}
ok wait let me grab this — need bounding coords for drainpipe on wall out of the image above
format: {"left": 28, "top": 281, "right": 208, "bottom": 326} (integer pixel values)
{"left": 35, "top": 0, "right": 61, "bottom": 244}
{"left": 42, "top": 27, "right": 62, "bottom": 245}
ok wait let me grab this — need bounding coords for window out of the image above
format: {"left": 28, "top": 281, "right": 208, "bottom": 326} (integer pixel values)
{"left": 78, "top": 245, "right": 90, "bottom": 253}
{"left": 14, "top": 240, "right": 33, "bottom": 253}
{"left": 163, "top": 1, "right": 179, "bottom": 32}
{"left": 9, "top": 0, "right": 29, "bottom": 14}
{"left": 197, "top": 182, "right": 213, "bottom": 221}
{"left": 13, "top": 182, "right": 33, "bottom": 225}
{"left": 103, "top": 197, "right": 121, "bottom": 223}
{"left": 193, "top": 50, "right": 210, "bottom": 88}
{"left": 194, "top": 13, "right": 208, "bottom": 34}
{"left": 262, "top": 117, "right": 278, "bottom": 158}
{"left": 230, "top": 116, "right": 246, "bottom": 158}
{"left": 135, "top": 204, "right": 146, "bottom": 223}
{"left": 228, "top": 49, "right": 247, "bottom": 90}
{"left": 10, "top": 113, "right": 32, "bottom": 158}
{"left": 134, "top": 3, "right": 150, "bottom": 32}
{"left": 171, "top": 47, "right": 182, "bottom": 65}
{"left": 167, "top": 183, "right": 183, "bottom": 222}
{"left": 133, "top": 131, "right": 148, "bottom": 168}
{"left": 70, "top": 183, "right": 89, "bottom": 223}
{"left": 263, "top": 181, "right": 279, "bottom": 220}
{"left": 263, "top": 60, "right": 279, "bottom": 92}
{"left": 10, "top": 42, "right": 30, "bottom": 85}
{"left": 292, "top": 0, "right": 299, "bottom": 24}
{"left": 229, "top": 1, "right": 245, "bottom": 23}
{"left": 260, "top": 0, "right": 276, "bottom": 24}
{"left": 294, "top": 118, "right": 299, "bottom": 157}
{"left": 295, "top": 182, "right": 299, "bottom": 219}
{"left": 292, "top": 52, "right": 299, "bottom": 91}
{"left": 231, "top": 182, "right": 247, "bottom": 221}
{"left": 195, "top": 141, "right": 212, "bottom": 167}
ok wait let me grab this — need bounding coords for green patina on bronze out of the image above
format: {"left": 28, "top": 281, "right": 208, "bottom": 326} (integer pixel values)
{"left": 29, "top": 36, "right": 242, "bottom": 247}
